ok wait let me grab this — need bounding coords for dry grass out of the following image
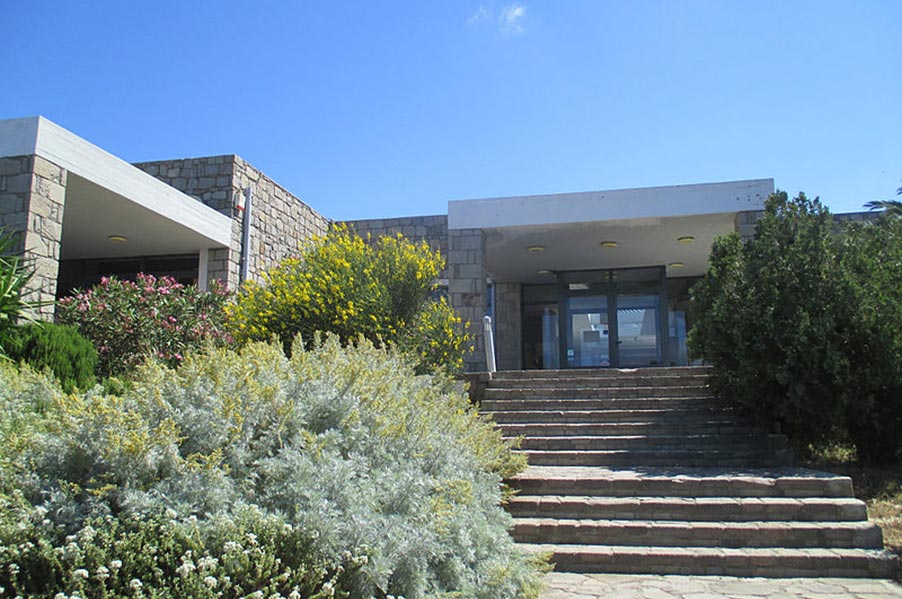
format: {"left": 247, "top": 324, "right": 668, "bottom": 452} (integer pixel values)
{"left": 802, "top": 445, "right": 902, "bottom": 554}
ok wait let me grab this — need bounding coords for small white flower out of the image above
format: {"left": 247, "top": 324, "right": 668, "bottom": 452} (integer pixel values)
{"left": 245, "top": 532, "right": 258, "bottom": 546}
{"left": 203, "top": 576, "right": 217, "bottom": 588}
{"left": 95, "top": 566, "right": 110, "bottom": 579}
{"left": 52, "top": 593, "right": 67, "bottom": 599}
{"left": 129, "top": 579, "right": 143, "bottom": 590}
{"left": 77, "top": 526, "right": 96, "bottom": 543}
{"left": 7, "top": 563, "right": 19, "bottom": 575}
{"left": 223, "top": 541, "right": 241, "bottom": 553}
{"left": 109, "top": 560, "right": 123, "bottom": 570}
{"left": 72, "top": 568, "right": 89, "bottom": 579}
{"left": 164, "top": 508, "right": 178, "bottom": 519}
{"left": 175, "top": 561, "right": 196, "bottom": 577}
{"left": 197, "top": 556, "right": 218, "bottom": 570}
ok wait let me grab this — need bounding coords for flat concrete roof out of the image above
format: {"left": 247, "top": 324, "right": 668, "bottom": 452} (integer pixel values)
{"left": 0, "top": 116, "right": 232, "bottom": 251}
{"left": 448, "top": 179, "right": 774, "bottom": 230}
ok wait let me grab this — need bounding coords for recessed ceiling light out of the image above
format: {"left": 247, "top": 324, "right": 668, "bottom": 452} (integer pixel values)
{"left": 527, "top": 245, "right": 545, "bottom": 252}
{"left": 599, "top": 241, "right": 618, "bottom": 249}
{"left": 537, "top": 269, "right": 552, "bottom": 275}
{"left": 668, "top": 262, "right": 685, "bottom": 269}
{"left": 677, "top": 236, "right": 695, "bottom": 244}
{"left": 108, "top": 235, "right": 128, "bottom": 243}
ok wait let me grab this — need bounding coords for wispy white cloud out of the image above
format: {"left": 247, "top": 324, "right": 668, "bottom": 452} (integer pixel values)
{"left": 467, "top": 5, "right": 490, "bottom": 25}
{"left": 499, "top": 3, "right": 526, "bottom": 35}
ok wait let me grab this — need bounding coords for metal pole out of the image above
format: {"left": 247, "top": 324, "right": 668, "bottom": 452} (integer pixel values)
{"left": 239, "top": 185, "right": 254, "bottom": 285}
{"left": 483, "top": 315, "right": 497, "bottom": 373}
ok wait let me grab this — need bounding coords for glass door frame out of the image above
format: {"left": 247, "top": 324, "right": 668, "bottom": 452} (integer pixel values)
{"left": 554, "top": 266, "right": 670, "bottom": 368}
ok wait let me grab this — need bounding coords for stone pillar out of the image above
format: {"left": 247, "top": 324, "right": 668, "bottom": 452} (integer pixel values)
{"left": 448, "top": 228, "right": 487, "bottom": 372}
{"left": 0, "top": 155, "right": 67, "bottom": 319}
{"left": 494, "top": 282, "right": 522, "bottom": 371}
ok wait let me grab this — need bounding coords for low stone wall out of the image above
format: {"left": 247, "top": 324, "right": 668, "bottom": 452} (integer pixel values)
{"left": 0, "top": 154, "right": 66, "bottom": 317}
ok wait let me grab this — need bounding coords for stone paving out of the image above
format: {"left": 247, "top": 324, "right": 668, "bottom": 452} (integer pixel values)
{"left": 540, "top": 572, "right": 902, "bottom": 599}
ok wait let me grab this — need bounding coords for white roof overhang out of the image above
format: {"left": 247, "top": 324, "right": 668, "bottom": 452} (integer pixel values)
{"left": 0, "top": 116, "right": 232, "bottom": 259}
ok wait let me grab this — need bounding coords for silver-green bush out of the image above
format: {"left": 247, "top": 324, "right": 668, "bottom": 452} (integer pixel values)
{"left": 0, "top": 338, "right": 544, "bottom": 599}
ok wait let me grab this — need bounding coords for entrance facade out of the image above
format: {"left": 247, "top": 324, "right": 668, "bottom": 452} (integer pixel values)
{"left": 522, "top": 266, "right": 695, "bottom": 369}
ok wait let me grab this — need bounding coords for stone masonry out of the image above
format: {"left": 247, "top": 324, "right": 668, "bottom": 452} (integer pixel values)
{"left": 735, "top": 209, "right": 881, "bottom": 243}
{"left": 494, "top": 282, "right": 522, "bottom": 370}
{"left": 134, "top": 156, "right": 329, "bottom": 289}
{"left": 448, "top": 228, "right": 487, "bottom": 372}
{"left": 0, "top": 155, "right": 67, "bottom": 316}
{"left": 343, "top": 216, "right": 489, "bottom": 372}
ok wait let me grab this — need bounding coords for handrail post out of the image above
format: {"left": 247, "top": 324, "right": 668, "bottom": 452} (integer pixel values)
{"left": 483, "top": 315, "right": 497, "bottom": 373}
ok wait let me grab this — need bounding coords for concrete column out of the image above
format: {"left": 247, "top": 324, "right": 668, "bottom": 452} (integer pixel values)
{"left": 0, "top": 155, "right": 66, "bottom": 319}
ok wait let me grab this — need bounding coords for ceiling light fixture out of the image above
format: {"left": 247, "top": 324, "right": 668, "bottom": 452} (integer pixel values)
{"left": 537, "top": 269, "right": 552, "bottom": 275}
{"left": 599, "top": 241, "right": 618, "bottom": 249}
{"left": 677, "top": 236, "right": 695, "bottom": 244}
{"left": 668, "top": 262, "right": 685, "bottom": 269}
{"left": 108, "top": 235, "right": 128, "bottom": 243}
{"left": 527, "top": 245, "right": 545, "bottom": 252}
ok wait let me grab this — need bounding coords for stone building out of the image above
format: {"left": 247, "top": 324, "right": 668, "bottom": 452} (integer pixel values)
{"left": 0, "top": 115, "right": 837, "bottom": 371}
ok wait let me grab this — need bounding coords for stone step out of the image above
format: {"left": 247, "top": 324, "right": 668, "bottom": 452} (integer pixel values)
{"left": 487, "top": 407, "right": 734, "bottom": 424}
{"left": 510, "top": 466, "right": 855, "bottom": 498}
{"left": 516, "top": 543, "right": 898, "bottom": 577}
{"left": 482, "top": 397, "right": 720, "bottom": 411}
{"left": 507, "top": 495, "right": 869, "bottom": 522}
{"left": 484, "top": 386, "right": 712, "bottom": 399}
{"left": 520, "top": 449, "right": 783, "bottom": 467}
{"left": 495, "top": 421, "right": 751, "bottom": 436}
{"left": 492, "top": 366, "right": 711, "bottom": 380}
{"left": 512, "top": 518, "right": 884, "bottom": 548}
{"left": 512, "top": 434, "right": 788, "bottom": 451}
{"left": 488, "top": 375, "right": 710, "bottom": 388}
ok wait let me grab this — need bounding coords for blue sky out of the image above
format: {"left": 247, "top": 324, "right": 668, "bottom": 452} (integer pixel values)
{"left": 3, "top": 1, "right": 900, "bottom": 219}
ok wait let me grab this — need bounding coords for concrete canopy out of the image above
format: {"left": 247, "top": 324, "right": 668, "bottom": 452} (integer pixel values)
{"left": 448, "top": 179, "right": 773, "bottom": 282}
{"left": 0, "top": 116, "right": 232, "bottom": 260}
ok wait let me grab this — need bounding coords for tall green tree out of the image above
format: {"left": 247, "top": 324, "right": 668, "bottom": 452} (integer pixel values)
{"left": 690, "top": 192, "right": 902, "bottom": 462}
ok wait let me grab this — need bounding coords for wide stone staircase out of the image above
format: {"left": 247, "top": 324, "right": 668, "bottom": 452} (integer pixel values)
{"left": 479, "top": 367, "right": 898, "bottom": 578}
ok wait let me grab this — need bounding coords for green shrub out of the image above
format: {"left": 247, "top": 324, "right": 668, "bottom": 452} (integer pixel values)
{"left": 2, "top": 323, "right": 98, "bottom": 392}
{"left": 0, "top": 336, "right": 543, "bottom": 599}
{"left": 0, "top": 228, "right": 38, "bottom": 356}
{"left": 0, "top": 495, "right": 349, "bottom": 599}
{"left": 227, "top": 225, "right": 472, "bottom": 373}
{"left": 57, "top": 273, "right": 233, "bottom": 378}
{"left": 689, "top": 191, "right": 902, "bottom": 462}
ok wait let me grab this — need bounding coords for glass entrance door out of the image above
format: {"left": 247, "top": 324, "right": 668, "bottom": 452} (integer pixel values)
{"left": 615, "top": 293, "right": 662, "bottom": 367}
{"left": 566, "top": 296, "right": 611, "bottom": 368}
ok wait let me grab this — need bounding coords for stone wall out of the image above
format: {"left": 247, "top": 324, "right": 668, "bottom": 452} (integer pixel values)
{"left": 0, "top": 154, "right": 66, "bottom": 317}
{"left": 342, "top": 216, "right": 490, "bottom": 372}
{"left": 736, "top": 209, "right": 881, "bottom": 242}
{"left": 134, "top": 156, "right": 329, "bottom": 289}
{"left": 448, "top": 228, "right": 488, "bottom": 372}
{"left": 232, "top": 156, "right": 330, "bottom": 277}
{"left": 494, "top": 282, "right": 522, "bottom": 370}
{"left": 342, "top": 215, "right": 449, "bottom": 274}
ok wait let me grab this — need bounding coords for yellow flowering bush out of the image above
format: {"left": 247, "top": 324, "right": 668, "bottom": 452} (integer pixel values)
{"left": 227, "top": 226, "right": 471, "bottom": 372}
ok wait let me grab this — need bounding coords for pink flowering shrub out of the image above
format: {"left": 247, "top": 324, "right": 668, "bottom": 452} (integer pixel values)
{"left": 58, "top": 274, "right": 232, "bottom": 377}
